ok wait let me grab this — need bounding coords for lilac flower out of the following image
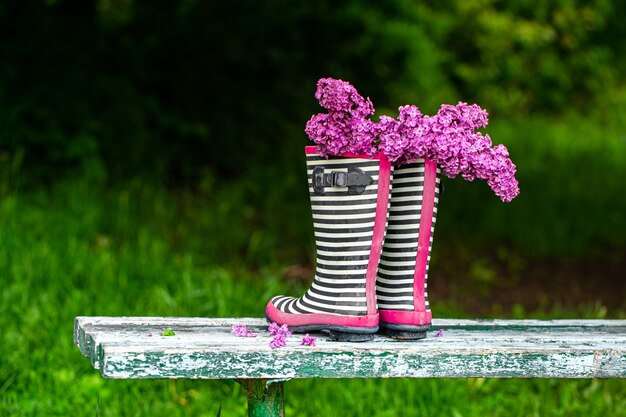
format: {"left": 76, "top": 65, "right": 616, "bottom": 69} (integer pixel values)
{"left": 348, "top": 118, "right": 380, "bottom": 156}
{"left": 301, "top": 334, "right": 316, "bottom": 347}
{"left": 269, "top": 335, "right": 288, "bottom": 349}
{"left": 231, "top": 324, "right": 247, "bottom": 336}
{"left": 231, "top": 324, "right": 257, "bottom": 338}
{"left": 267, "top": 323, "right": 293, "bottom": 348}
{"left": 378, "top": 115, "right": 406, "bottom": 163}
{"left": 395, "top": 104, "right": 519, "bottom": 201}
{"left": 434, "top": 329, "right": 445, "bottom": 337}
{"left": 306, "top": 78, "right": 379, "bottom": 158}
{"left": 437, "top": 102, "right": 488, "bottom": 131}
{"left": 306, "top": 110, "right": 378, "bottom": 157}
{"left": 268, "top": 323, "right": 292, "bottom": 338}
{"left": 268, "top": 322, "right": 280, "bottom": 336}
{"left": 315, "top": 78, "right": 375, "bottom": 117}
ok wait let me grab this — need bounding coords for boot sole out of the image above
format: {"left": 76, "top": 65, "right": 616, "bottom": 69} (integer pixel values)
{"left": 379, "top": 323, "right": 431, "bottom": 340}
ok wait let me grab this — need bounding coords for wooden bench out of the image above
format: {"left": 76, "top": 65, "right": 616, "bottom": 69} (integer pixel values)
{"left": 74, "top": 317, "right": 626, "bottom": 416}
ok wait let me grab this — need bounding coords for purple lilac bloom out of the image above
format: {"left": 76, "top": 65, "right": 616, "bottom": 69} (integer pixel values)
{"left": 377, "top": 115, "right": 406, "bottom": 163}
{"left": 269, "top": 335, "right": 288, "bottom": 349}
{"left": 277, "top": 324, "right": 292, "bottom": 338}
{"left": 306, "top": 78, "right": 379, "bottom": 157}
{"left": 231, "top": 324, "right": 257, "bottom": 338}
{"left": 268, "top": 323, "right": 293, "bottom": 348}
{"left": 393, "top": 102, "right": 519, "bottom": 202}
{"left": 348, "top": 118, "right": 380, "bottom": 156}
{"left": 268, "top": 323, "right": 292, "bottom": 338}
{"left": 315, "top": 78, "right": 375, "bottom": 117}
{"left": 268, "top": 322, "right": 280, "bottom": 336}
{"left": 301, "top": 334, "right": 316, "bottom": 347}
{"left": 305, "top": 113, "right": 352, "bottom": 157}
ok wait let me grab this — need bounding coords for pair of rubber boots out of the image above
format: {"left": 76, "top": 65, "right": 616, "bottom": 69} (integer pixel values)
{"left": 266, "top": 147, "right": 441, "bottom": 341}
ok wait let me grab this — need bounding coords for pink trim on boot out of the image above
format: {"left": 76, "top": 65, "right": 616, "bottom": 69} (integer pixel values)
{"left": 412, "top": 159, "right": 438, "bottom": 313}
{"left": 379, "top": 159, "right": 438, "bottom": 329}
{"left": 379, "top": 309, "right": 432, "bottom": 327}
{"left": 266, "top": 300, "right": 379, "bottom": 328}
{"left": 367, "top": 157, "right": 391, "bottom": 315}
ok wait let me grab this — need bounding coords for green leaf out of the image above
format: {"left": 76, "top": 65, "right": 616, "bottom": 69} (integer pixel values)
{"left": 160, "top": 329, "right": 175, "bottom": 336}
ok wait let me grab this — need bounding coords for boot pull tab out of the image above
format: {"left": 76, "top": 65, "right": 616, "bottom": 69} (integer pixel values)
{"left": 312, "top": 166, "right": 373, "bottom": 195}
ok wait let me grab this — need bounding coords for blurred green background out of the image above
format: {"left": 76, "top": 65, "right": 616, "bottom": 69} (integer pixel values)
{"left": 1, "top": 1, "right": 625, "bottom": 416}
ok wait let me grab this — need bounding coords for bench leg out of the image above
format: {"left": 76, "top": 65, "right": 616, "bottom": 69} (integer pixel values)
{"left": 237, "top": 379, "right": 285, "bottom": 417}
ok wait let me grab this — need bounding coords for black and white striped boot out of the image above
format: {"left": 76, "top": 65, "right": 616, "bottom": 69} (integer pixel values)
{"left": 266, "top": 146, "right": 392, "bottom": 341}
{"left": 376, "top": 160, "right": 441, "bottom": 339}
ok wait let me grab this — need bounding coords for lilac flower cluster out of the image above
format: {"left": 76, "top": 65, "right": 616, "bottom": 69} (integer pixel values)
{"left": 305, "top": 78, "right": 520, "bottom": 202}
{"left": 267, "top": 323, "right": 318, "bottom": 348}
{"left": 268, "top": 322, "right": 292, "bottom": 349}
{"left": 305, "top": 78, "right": 379, "bottom": 157}
{"left": 231, "top": 324, "right": 257, "bottom": 338}
{"left": 232, "top": 323, "right": 318, "bottom": 348}
{"left": 269, "top": 337, "right": 287, "bottom": 349}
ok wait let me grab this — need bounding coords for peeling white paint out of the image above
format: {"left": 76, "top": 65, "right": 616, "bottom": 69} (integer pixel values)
{"left": 74, "top": 317, "right": 626, "bottom": 379}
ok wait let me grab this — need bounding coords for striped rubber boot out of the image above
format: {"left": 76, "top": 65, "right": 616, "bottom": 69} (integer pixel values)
{"left": 266, "top": 146, "right": 392, "bottom": 341}
{"left": 376, "top": 160, "right": 441, "bottom": 339}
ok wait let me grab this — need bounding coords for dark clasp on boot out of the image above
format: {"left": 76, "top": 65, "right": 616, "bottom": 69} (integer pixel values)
{"left": 312, "top": 167, "right": 373, "bottom": 195}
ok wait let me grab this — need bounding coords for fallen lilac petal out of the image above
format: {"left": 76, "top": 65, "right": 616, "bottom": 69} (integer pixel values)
{"left": 269, "top": 334, "right": 287, "bottom": 349}
{"left": 301, "top": 334, "right": 316, "bottom": 347}
{"left": 278, "top": 324, "right": 292, "bottom": 338}
{"left": 231, "top": 324, "right": 257, "bottom": 337}
{"left": 231, "top": 324, "right": 247, "bottom": 337}
{"left": 268, "top": 322, "right": 280, "bottom": 336}
{"left": 434, "top": 329, "right": 445, "bottom": 337}
{"left": 146, "top": 332, "right": 153, "bottom": 337}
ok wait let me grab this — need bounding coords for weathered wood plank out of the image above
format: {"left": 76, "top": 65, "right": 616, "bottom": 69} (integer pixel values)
{"left": 74, "top": 317, "right": 626, "bottom": 379}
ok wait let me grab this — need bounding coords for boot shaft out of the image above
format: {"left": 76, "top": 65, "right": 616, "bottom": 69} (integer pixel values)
{"left": 377, "top": 160, "right": 441, "bottom": 317}
{"left": 306, "top": 149, "right": 392, "bottom": 316}
{"left": 266, "top": 147, "right": 391, "bottom": 337}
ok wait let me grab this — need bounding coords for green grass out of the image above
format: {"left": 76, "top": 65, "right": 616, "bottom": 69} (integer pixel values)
{"left": 2, "top": 115, "right": 626, "bottom": 416}
{"left": 1, "top": 177, "right": 625, "bottom": 417}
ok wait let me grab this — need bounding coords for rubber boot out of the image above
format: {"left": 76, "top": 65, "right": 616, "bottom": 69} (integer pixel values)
{"left": 376, "top": 160, "right": 441, "bottom": 339}
{"left": 266, "top": 146, "right": 392, "bottom": 341}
